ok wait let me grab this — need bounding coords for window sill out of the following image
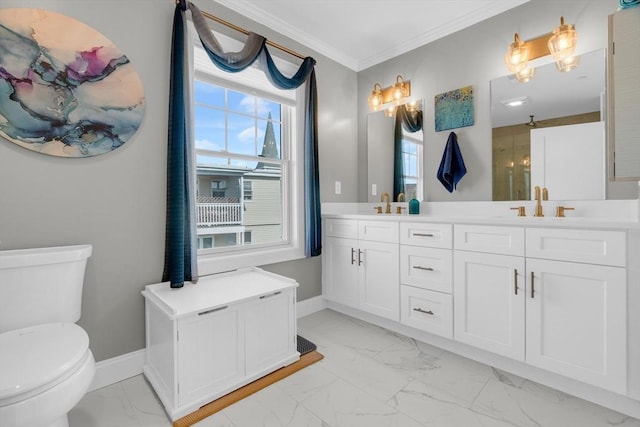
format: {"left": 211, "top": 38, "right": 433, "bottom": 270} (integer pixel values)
{"left": 197, "top": 244, "right": 305, "bottom": 276}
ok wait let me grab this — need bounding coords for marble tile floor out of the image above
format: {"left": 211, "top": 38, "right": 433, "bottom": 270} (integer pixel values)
{"left": 69, "top": 309, "right": 640, "bottom": 427}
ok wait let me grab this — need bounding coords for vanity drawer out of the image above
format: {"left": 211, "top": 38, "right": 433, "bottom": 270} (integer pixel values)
{"left": 401, "top": 286, "right": 452, "bottom": 339}
{"left": 324, "top": 218, "right": 358, "bottom": 239}
{"left": 526, "top": 228, "right": 626, "bottom": 267}
{"left": 358, "top": 220, "right": 399, "bottom": 243}
{"left": 400, "top": 246, "right": 452, "bottom": 293}
{"left": 454, "top": 225, "right": 524, "bottom": 256}
{"left": 400, "top": 222, "right": 453, "bottom": 249}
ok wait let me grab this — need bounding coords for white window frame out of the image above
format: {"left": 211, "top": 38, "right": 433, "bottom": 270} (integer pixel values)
{"left": 188, "top": 24, "right": 305, "bottom": 275}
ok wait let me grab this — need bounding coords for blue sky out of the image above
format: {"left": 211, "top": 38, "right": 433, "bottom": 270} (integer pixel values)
{"left": 194, "top": 81, "right": 281, "bottom": 167}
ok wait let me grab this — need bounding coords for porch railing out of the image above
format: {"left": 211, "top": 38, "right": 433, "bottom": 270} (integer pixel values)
{"left": 196, "top": 202, "right": 243, "bottom": 227}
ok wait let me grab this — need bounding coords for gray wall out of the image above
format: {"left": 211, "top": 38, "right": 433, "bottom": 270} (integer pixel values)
{"left": 0, "top": 0, "right": 356, "bottom": 361}
{"left": 357, "top": 0, "right": 622, "bottom": 202}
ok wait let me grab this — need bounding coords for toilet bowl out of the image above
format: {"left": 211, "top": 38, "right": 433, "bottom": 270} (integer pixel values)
{"left": 0, "top": 245, "right": 95, "bottom": 427}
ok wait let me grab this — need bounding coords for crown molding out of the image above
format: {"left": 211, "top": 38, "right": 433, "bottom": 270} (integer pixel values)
{"left": 212, "top": 0, "right": 359, "bottom": 70}
{"left": 211, "top": 0, "right": 529, "bottom": 72}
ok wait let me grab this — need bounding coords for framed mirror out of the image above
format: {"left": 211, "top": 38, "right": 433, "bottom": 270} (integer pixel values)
{"left": 491, "top": 49, "right": 606, "bottom": 201}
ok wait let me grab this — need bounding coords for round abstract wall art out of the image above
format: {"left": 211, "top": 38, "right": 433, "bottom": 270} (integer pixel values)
{"left": 0, "top": 8, "right": 146, "bottom": 157}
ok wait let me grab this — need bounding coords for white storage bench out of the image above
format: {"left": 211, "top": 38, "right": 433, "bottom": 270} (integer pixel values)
{"left": 142, "top": 267, "right": 299, "bottom": 421}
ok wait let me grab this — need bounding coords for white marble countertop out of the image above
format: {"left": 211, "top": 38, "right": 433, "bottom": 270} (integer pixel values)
{"left": 322, "top": 201, "right": 640, "bottom": 230}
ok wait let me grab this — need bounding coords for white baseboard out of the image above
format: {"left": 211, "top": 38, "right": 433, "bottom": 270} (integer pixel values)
{"left": 90, "top": 296, "right": 327, "bottom": 392}
{"left": 89, "top": 348, "right": 146, "bottom": 392}
{"left": 297, "top": 295, "right": 327, "bottom": 318}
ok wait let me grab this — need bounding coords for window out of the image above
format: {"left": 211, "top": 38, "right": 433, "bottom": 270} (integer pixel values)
{"left": 243, "top": 180, "right": 253, "bottom": 201}
{"left": 210, "top": 180, "right": 227, "bottom": 198}
{"left": 402, "top": 135, "right": 423, "bottom": 200}
{"left": 191, "top": 40, "right": 304, "bottom": 275}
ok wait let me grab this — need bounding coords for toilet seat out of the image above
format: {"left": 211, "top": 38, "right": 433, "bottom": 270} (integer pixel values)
{"left": 0, "top": 323, "right": 90, "bottom": 406}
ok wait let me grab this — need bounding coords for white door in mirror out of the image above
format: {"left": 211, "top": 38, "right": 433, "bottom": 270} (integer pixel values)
{"left": 531, "top": 121, "right": 605, "bottom": 200}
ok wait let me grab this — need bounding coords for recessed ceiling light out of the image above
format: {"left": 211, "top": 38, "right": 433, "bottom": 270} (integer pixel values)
{"left": 501, "top": 96, "right": 530, "bottom": 108}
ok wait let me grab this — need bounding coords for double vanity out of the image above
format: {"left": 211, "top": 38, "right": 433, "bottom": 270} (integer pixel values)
{"left": 322, "top": 200, "right": 640, "bottom": 418}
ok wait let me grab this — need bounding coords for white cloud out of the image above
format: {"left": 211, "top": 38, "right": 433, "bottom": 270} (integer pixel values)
{"left": 195, "top": 139, "right": 223, "bottom": 151}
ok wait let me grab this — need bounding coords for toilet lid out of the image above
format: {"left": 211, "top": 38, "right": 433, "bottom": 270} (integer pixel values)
{"left": 0, "top": 323, "right": 89, "bottom": 400}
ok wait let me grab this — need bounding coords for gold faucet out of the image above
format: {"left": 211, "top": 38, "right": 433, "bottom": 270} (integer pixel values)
{"left": 556, "top": 206, "right": 575, "bottom": 217}
{"left": 534, "top": 186, "right": 543, "bottom": 217}
{"left": 397, "top": 192, "right": 406, "bottom": 202}
{"left": 534, "top": 186, "right": 546, "bottom": 217}
{"left": 381, "top": 192, "right": 391, "bottom": 214}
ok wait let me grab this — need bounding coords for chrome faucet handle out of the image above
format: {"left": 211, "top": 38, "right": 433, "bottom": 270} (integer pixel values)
{"left": 556, "top": 206, "right": 575, "bottom": 218}
{"left": 510, "top": 206, "right": 526, "bottom": 217}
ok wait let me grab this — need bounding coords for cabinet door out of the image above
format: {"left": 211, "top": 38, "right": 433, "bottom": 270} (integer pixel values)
{"left": 526, "top": 259, "right": 627, "bottom": 393}
{"left": 245, "top": 289, "right": 297, "bottom": 376}
{"left": 323, "top": 236, "right": 359, "bottom": 307}
{"left": 358, "top": 240, "right": 399, "bottom": 321}
{"left": 609, "top": 7, "right": 640, "bottom": 180}
{"left": 453, "top": 251, "right": 525, "bottom": 361}
{"left": 177, "top": 305, "right": 244, "bottom": 406}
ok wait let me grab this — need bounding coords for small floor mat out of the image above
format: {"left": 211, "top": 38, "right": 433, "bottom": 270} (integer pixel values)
{"left": 173, "top": 337, "right": 322, "bottom": 427}
{"left": 297, "top": 335, "right": 317, "bottom": 355}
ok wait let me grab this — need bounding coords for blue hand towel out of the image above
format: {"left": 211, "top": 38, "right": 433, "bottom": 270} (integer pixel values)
{"left": 437, "top": 132, "right": 467, "bottom": 193}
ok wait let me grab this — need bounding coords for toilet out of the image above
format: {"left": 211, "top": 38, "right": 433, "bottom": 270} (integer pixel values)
{"left": 0, "top": 245, "right": 95, "bottom": 427}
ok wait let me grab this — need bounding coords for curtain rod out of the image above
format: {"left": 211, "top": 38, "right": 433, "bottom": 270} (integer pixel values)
{"left": 178, "top": 1, "right": 307, "bottom": 60}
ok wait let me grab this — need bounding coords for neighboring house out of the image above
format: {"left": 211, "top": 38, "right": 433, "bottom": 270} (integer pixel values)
{"left": 196, "top": 113, "right": 282, "bottom": 249}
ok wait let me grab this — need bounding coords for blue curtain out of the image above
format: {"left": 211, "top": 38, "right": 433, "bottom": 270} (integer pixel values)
{"left": 393, "top": 105, "right": 423, "bottom": 201}
{"left": 164, "top": 2, "right": 322, "bottom": 287}
{"left": 163, "top": 2, "right": 198, "bottom": 288}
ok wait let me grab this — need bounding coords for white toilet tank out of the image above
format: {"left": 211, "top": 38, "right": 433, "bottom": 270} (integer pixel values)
{"left": 0, "top": 244, "right": 92, "bottom": 334}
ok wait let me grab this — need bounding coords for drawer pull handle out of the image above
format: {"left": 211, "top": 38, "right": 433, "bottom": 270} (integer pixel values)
{"left": 413, "top": 265, "right": 434, "bottom": 271}
{"left": 413, "top": 233, "right": 435, "bottom": 237}
{"left": 260, "top": 291, "right": 282, "bottom": 300}
{"left": 198, "top": 306, "right": 228, "bottom": 316}
{"left": 514, "top": 268, "right": 518, "bottom": 295}
{"left": 530, "top": 272, "right": 535, "bottom": 298}
{"left": 413, "top": 307, "right": 434, "bottom": 315}
{"left": 351, "top": 248, "right": 356, "bottom": 265}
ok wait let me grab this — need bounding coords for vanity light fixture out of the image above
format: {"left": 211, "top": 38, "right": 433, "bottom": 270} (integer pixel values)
{"left": 367, "top": 75, "right": 411, "bottom": 112}
{"left": 515, "top": 67, "right": 535, "bottom": 83}
{"left": 548, "top": 17, "right": 578, "bottom": 64}
{"left": 504, "top": 16, "right": 578, "bottom": 82}
{"left": 368, "top": 83, "right": 384, "bottom": 111}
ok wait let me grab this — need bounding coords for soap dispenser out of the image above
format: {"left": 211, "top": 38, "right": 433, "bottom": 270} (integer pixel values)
{"left": 409, "top": 198, "right": 420, "bottom": 214}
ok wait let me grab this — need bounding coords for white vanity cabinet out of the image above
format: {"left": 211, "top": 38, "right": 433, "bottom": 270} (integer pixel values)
{"left": 453, "top": 225, "right": 526, "bottom": 360}
{"left": 399, "top": 222, "right": 454, "bottom": 338}
{"left": 323, "top": 218, "right": 399, "bottom": 321}
{"left": 453, "top": 224, "right": 628, "bottom": 393}
{"left": 142, "top": 268, "right": 299, "bottom": 421}
{"left": 525, "top": 228, "right": 627, "bottom": 394}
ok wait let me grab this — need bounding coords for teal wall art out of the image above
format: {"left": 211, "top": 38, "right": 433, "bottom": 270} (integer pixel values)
{"left": 434, "top": 85, "right": 474, "bottom": 132}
